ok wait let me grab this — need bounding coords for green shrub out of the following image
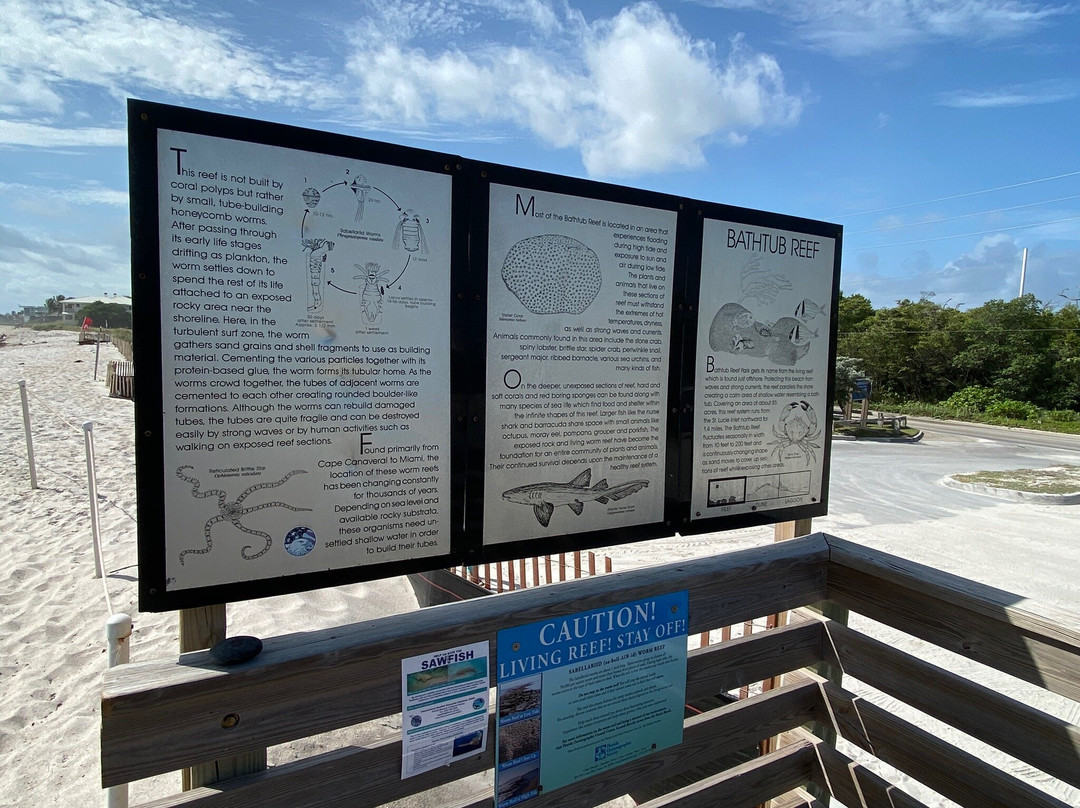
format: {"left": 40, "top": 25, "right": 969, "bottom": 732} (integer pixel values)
{"left": 1046, "top": 409, "right": 1080, "bottom": 422}
{"left": 984, "top": 399, "right": 1040, "bottom": 420}
{"left": 942, "top": 386, "right": 1002, "bottom": 413}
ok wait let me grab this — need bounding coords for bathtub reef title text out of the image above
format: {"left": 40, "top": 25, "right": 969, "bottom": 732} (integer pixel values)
{"left": 728, "top": 228, "right": 820, "bottom": 259}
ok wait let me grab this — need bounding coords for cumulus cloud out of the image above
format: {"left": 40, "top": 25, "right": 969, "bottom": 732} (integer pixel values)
{"left": 0, "top": 1, "right": 801, "bottom": 175}
{"left": 347, "top": 3, "right": 802, "bottom": 175}
{"left": 696, "top": 0, "right": 1069, "bottom": 56}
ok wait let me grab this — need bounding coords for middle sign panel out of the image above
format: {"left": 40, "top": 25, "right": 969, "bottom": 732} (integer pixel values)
{"left": 476, "top": 173, "right": 682, "bottom": 549}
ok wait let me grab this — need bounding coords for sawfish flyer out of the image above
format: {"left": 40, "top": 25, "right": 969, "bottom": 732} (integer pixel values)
{"left": 494, "top": 592, "right": 688, "bottom": 806}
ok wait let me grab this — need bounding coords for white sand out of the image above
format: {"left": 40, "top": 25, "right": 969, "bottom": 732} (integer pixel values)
{"left": 0, "top": 328, "right": 420, "bottom": 805}
{"left": 1, "top": 326, "right": 1076, "bottom": 807}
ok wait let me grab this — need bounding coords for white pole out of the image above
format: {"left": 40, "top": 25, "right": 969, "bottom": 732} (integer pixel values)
{"left": 83, "top": 422, "right": 104, "bottom": 579}
{"left": 94, "top": 338, "right": 101, "bottom": 382}
{"left": 105, "top": 614, "right": 131, "bottom": 808}
{"left": 18, "top": 380, "right": 38, "bottom": 489}
{"left": 1019, "top": 247, "right": 1028, "bottom": 297}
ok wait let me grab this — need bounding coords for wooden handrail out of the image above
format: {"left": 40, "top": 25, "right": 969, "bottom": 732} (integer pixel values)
{"left": 101, "top": 536, "right": 829, "bottom": 786}
{"left": 823, "top": 534, "right": 1080, "bottom": 701}
{"left": 99, "top": 534, "right": 1080, "bottom": 808}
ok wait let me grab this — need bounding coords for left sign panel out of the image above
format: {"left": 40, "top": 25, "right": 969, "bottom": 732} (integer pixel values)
{"left": 151, "top": 124, "right": 453, "bottom": 597}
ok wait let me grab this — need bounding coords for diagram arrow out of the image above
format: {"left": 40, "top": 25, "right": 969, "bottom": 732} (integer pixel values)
{"left": 373, "top": 185, "right": 401, "bottom": 210}
{"left": 389, "top": 255, "right": 411, "bottom": 287}
{"left": 328, "top": 281, "right": 356, "bottom": 295}
{"left": 322, "top": 181, "right": 347, "bottom": 193}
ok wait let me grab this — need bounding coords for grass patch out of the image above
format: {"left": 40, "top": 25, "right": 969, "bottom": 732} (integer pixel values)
{"left": 952, "top": 465, "right": 1080, "bottom": 495}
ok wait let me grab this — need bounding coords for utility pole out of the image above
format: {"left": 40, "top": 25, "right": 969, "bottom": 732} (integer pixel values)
{"left": 1018, "top": 247, "right": 1028, "bottom": 297}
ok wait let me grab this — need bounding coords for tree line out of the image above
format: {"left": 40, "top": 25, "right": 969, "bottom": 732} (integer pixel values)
{"left": 837, "top": 292, "right": 1080, "bottom": 417}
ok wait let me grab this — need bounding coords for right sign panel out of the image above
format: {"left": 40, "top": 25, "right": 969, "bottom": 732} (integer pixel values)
{"left": 691, "top": 218, "right": 837, "bottom": 523}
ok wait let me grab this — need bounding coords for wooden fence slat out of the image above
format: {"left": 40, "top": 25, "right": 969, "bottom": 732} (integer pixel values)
{"left": 686, "top": 620, "right": 822, "bottom": 700}
{"left": 824, "top": 535, "right": 1080, "bottom": 702}
{"left": 788, "top": 728, "right": 931, "bottom": 808}
{"left": 819, "top": 616, "right": 1080, "bottom": 790}
{"left": 127, "top": 677, "right": 821, "bottom": 808}
{"left": 574, "top": 550, "right": 582, "bottom": 579}
{"left": 102, "top": 536, "right": 830, "bottom": 786}
{"left": 532, "top": 556, "right": 539, "bottom": 587}
{"left": 815, "top": 675, "right": 1075, "bottom": 808}
{"left": 545, "top": 555, "right": 552, "bottom": 584}
{"left": 632, "top": 740, "right": 817, "bottom": 808}
{"left": 559, "top": 552, "right": 566, "bottom": 581}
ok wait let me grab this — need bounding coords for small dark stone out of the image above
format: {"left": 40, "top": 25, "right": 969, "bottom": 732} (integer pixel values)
{"left": 209, "top": 636, "right": 263, "bottom": 666}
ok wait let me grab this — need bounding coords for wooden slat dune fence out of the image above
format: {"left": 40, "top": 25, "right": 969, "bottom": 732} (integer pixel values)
{"left": 100, "top": 533, "right": 1080, "bottom": 808}
{"left": 106, "top": 360, "right": 134, "bottom": 399}
{"left": 450, "top": 549, "right": 613, "bottom": 594}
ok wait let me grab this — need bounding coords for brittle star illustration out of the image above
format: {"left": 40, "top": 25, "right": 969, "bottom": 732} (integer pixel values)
{"left": 175, "top": 466, "right": 311, "bottom": 564}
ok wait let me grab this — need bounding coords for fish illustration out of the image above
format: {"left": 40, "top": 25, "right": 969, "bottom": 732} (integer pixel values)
{"left": 502, "top": 468, "right": 649, "bottom": 527}
{"left": 795, "top": 299, "right": 826, "bottom": 321}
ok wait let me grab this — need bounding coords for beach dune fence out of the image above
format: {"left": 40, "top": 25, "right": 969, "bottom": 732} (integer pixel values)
{"left": 106, "top": 361, "right": 134, "bottom": 399}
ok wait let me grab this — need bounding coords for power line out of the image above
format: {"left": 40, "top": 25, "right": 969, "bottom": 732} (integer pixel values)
{"left": 850, "top": 215, "right": 1080, "bottom": 251}
{"left": 841, "top": 170, "right": 1080, "bottom": 218}
{"left": 847, "top": 194, "right": 1080, "bottom": 235}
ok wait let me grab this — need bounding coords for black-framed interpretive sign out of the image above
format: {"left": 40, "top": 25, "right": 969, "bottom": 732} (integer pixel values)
{"left": 464, "top": 164, "right": 686, "bottom": 563}
{"left": 129, "top": 100, "right": 841, "bottom": 611}
{"left": 129, "top": 100, "right": 469, "bottom": 610}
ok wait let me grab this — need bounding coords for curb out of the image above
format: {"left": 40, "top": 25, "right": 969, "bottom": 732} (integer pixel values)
{"left": 940, "top": 475, "right": 1080, "bottom": 505}
{"left": 833, "top": 431, "right": 924, "bottom": 443}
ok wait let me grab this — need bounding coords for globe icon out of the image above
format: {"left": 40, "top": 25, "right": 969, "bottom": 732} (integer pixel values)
{"left": 284, "top": 526, "right": 316, "bottom": 557}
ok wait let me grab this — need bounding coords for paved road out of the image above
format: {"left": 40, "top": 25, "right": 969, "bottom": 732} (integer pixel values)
{"left": 905, "top": 416, "right": 1080, "bottom": 453}
{"left": 612, "top": 418, "right": 1080, "bottom": 612}
{"left": 814, "top": 417, "right": 1080, "bottom": 611}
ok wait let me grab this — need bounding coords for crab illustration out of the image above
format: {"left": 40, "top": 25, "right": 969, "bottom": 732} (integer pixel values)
{"left": 767, "top": 401, "right": 821, "bottom": 466}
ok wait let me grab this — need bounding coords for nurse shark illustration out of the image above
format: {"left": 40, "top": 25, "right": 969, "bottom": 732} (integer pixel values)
{"left": 502, "top": 468, "right": 649, "bottom": 527}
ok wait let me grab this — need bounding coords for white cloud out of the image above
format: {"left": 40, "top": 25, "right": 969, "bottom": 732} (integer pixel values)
{"left": 697, "top": 0, "right": 1069, "bottom": 56}
{"left": 0, "top": 181, "right": 128, "bottom": 210}
{"left": 0, "top": 223, "right": 129, "bottom": 308}
{"left": 347, "top": 3, "right": 802, "bottom": 175}
{"left": 937, "top": 80, "right": 1080, "bottom": 108}
{"left": 0, "top": 121, "right": 126, "bottom": 148}
{"left": 0, "top": 0, "right": 332, "bottom": 113}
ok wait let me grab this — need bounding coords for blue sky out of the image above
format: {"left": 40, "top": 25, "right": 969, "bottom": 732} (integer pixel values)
{"left": 2, "top": 0, "right": 1078, "bottom": 314}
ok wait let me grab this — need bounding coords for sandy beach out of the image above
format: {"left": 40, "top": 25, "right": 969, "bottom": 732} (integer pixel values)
{"left": 1, "top": 326, "right": 1077, "bottom": 807}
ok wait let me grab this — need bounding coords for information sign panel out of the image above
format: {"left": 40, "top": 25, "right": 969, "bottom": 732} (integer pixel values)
{"left": 495, "top": 592, "right": 688, "bottom": 806}
{"left": 479, "top": 177, "right": 680, "bottom": 549}
{"left": 687, "top": 215, "right": 840, "bottom": 528}
{"left": 130, "top": 101, "right": 465, "bottom": 610}
{"left": 401, "top": 641, "right": 490, "bottom": 778}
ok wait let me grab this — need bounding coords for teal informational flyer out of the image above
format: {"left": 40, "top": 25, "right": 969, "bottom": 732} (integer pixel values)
{"left": 495, "top": 591, "right": 688, "bottom": 807}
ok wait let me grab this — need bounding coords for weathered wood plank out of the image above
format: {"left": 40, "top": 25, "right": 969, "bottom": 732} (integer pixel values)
{"left": 102, "top": 536, "right": 829, "bottom": 787}
{"left": 686, "top": 619, "right": 822, "bottom": 698}
{"left": 633, "top": 740, "right": 817, "bottom": 808}
{"left": 818, "top": 615, "right": 1080, "bottom": 790}
{"left": 178, "top": 604, "right": 267, "bottom": 790}
{"left": 129, "top": 679, "right": 822, "bottom": 808}
{"left": 815, "top": 674, "right": 1075, "bottom": 808}
{"left": 769, "top": 790, "right": 823, "bottom": 808}
{"left": 824, "top": 535, "right": 1080, "bottom": 702}
{"left": 777, "top": 728, "right": 930, "bottom": 808}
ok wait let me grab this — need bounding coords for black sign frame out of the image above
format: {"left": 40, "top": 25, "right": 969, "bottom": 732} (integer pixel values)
{"left": 129, "top": 100, "right": 470, "bottom": 611}
{"left": 674, "top": 203, "right": 843, "bottom": 535}
{"left": 129, "top": 100, "right": 842, "bottom": 612}
{"left": 463, "top": 161, "right": 689, "bottom": 565}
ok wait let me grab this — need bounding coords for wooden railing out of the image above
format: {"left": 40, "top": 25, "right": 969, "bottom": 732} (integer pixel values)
{"left": 100, "top": 534, "right": 1080, "bottom": 807}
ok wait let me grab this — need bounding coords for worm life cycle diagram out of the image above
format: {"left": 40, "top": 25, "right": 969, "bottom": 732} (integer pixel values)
{"left": 297, "top": 166, "right": 437, "bottom": 334}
